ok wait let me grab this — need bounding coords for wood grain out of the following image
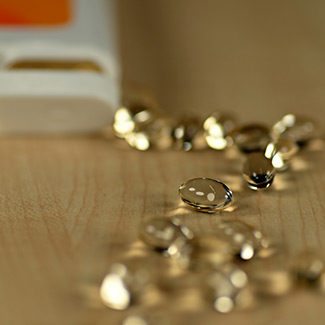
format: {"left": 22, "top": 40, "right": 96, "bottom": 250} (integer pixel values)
{"left": 0, "top": 0, "right": 325, "bottom": 324}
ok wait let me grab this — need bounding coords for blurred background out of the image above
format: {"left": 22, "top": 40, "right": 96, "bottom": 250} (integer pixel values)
{"left": 119, "top": 0, "right": 325, "bottom": 123}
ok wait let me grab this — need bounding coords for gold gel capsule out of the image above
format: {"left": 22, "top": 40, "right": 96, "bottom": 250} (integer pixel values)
{"left": 172, "top": 117, "right": 201, "bottom": 151}
{"left": 242, "top": 255, "right": 293, "bottom": 296}
{"left": 100, "top": 264, "right": 131, "bottom": 310}
{"left": 176, "top": 235, "right": 235, "bottom": 270}
{"left": 230, "top": 124, "right": 271, "bottom": 153}
{"left": 203, "top": 112, "right": 236, "bottom": 150}
{"left": 291, "top": 250, "right": 324, "bottom": 284}
{"left": 139, "top": 218, "right": 193, "bottom": 251}
{"left": 100, "top": 260, "right": 152, "bottom": 310}
{"left": 243, "top": 152, "right": 276, "bottom": 190}
{"left": 178, "top": 178, "right": 233, "bottom": 213}
{"left": 272, "top": 114, "right": 321, "bottom": 146}
{"left": 125, "top": 117, "right": 173, "bottom": 151}
{"left": 203, "top": 264, "right": 253, "bottom": 313}
{"left": 216, "top": 220, "right": 270, "bottom": 260}
{"left": 123, "top": 316, "right": 149, "bottom": 325}
{"left": 265, "top": 137, "right": 299, "bottom": 171}
{"left": 113, "top": 103, "right": 156, "bottom": 139}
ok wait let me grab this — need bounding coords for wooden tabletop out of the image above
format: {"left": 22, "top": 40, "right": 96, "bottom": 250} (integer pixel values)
{"left": 1, "top": 1, "right": 325, "bottom": 324}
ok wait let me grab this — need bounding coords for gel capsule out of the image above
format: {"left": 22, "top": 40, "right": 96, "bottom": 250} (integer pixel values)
{"left": 272, "top": 114, "right": 321, "bottom": 146}
{"left": 178, "top": 178, "right": 233, "bottom": 212}
{"left": 216, "top": 220, "right": 270, "bottom": 260}
{"left": 100, "top": 259, "right": 152, "bottom": 310}
{"left": 242, "top": 255, "right": 293, "bottom": 296}
{"left": 265, "top": 137, "right": 299, "bottom": 171}
{"left": 203, "top": 264, "right": 253, "bottom": 313}
{"left": 243, "top": 152, "right": 275, "bottom": 190}
{"left": 291, "top": 250, "right": 324, "bottom": 284}
{"left": 203, "top": 112, "right": 236, "bottom": 150}
{"left": 125, "top": 117, "right": 173, "bottom": 151}
{"left": 172, "top": 117, "right": 201, "bottom": 151}
{"left": 113, "top": 104, "right": 155, "bottom": 138}
{"left": 230, "top": 124, "right": 271, "bottom": 153}
{"left": 139, "top": 218, "right": 193, "bottom": 250}
{"left": 174, "top": 235, "right": 235, "bottom": 270}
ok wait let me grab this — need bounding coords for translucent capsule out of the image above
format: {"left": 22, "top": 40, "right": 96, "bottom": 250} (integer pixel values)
{"left": 203, "top": 112, "right": 236, "bottom": 150}
{"left": 100, "top": 264, "right": 131, "bottom": 310}
{"left": 123, "top": 316, "right": 149, "bottom": 325}
{"left": 265, "top": 137, "right": 299, "bottom": 171}
{"left": 178, "top": 178, "right": 233, "bottom": 212}
{"left": 242, "top": 255, "right": 293, "bottom": 296}
{"left": 203, "top": 264, "right": 253, "bottom": 313}
{"left": 100, "top": 260, "right": 152, "bottom": 310}
{"left": 272, "top": 114, "right": 321, "bottom": 146}
{"left": 139, "top": 218, "right": 193, "bottom": 251}
{"left": 291, "top": 250, "right": 325, "bottom": 284}
{"left": 125, "top": 131, "right": 151, "bottom": 151}
{"left": 125, "top": 117, "right": 173, "bottom": 151}
{"left": 123, "top": 314, "right": 170, "bottom": 325}
{"left": 243, "top": 152, "right": 276, "bottom": 190}
{"left": 173, "top": 235, "right": 235, "bottom": 270}
{"left": 230, "top": 124, "right": 271, "bottom": 153}
{"left": 113, "top": 104, "right": 155, "bottom": 139}
{"left": 172, "top": 117, "right": 201, "bottom": 151}
{"left": 216, "top": 220, "right": 270, "bottom": 260}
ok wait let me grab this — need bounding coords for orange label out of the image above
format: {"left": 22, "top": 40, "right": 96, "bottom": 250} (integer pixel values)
{"left": 0, "top": 0, "right": 71, "bottom": 25}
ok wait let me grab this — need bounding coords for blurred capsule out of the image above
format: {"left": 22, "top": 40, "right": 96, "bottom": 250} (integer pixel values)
{"left": 125, "top": 117, "right": 173, "bottom": 151}
{"left": 114, "top": 103, "right": 155, "bottom": 139}
{"left": 265, "top": 137, "right": 299, "bottom": 171}
{"left": 272, "top": 114, "right": 321, "bottom": 146}
{"left": 203, "top": 264, "right": 253, "bottom": 313}
{"left": 123, "top": 314, "right": 171, "bottom": 325}
{"left": 230, "top": 124, "right": 271, "bottom": 153}
{"left": 243, "top": 152, "right": 276, "bottom": 190}
{"left": 100, "top": 266, "right": 131, "bottom": 310}
{"left": 139, "top": 218, "right": 193, "bottom": 251}
{"left": 216, "top": 220, "right": 270, "bottom": 261}
{"left": 173, "top": 235, "right": 235, "bottom": 270}
{"left": 100, "top": 255, "right": 163, "bottom": 311}
{"left": 291, "top": 250, "right": 325, "bottom": 285}
{"left": 203, "top": 112, "right": 236, "bottom": 150}
{"left": 172, "top": 117, "right": 201, "bottom": 151}
{"left": 243, "top": 255, "right": 293, "bottom": 296}
{"left": 317, "top": 272, "right": 325, "bottom": 294}
{"left": 123, "top": 316, "right": 149, "bottom": 325}
{"left": 113, "top": 107, "right": 136, "bottom": 138}
{"left": 125, "top": 131, "right": 151, "bottom": 151}
{"left": 100, "top": 259, "right": 153, "bottom": 310}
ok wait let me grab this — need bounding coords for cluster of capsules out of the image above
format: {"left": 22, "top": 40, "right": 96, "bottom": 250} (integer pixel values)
{"left": 99, "top": 217, "right": 325, "bottom": 317}
{"left": 112, "top": 100, "right": 322, "bottom": 191}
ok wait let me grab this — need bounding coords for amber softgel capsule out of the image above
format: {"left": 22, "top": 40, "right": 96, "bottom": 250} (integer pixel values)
{"left": 243, "top": 152, "right": 276, "bottom": 190}
{"left": 230, "top": 124, "right": 271, "bottom": 153}
{"left": 100, "top": 259, "right": 153, "bottom": 310}
{"left": 242, "top": 255, "right": 294, "bottom": 297}
{"left": 216, "top": 220, "right": 270, "bottom": 261}
{"left": 139, "top": 218, "right": 193, "bottom": 251}
{"left": 178, "top": 177, "right": 233, "bottom": 212}
{"left": 291, "top": 250, "right": 325, "bottom": 285}
{"left": 172, "top": 235, "right": 236, "bottom": 270}
{"left": 265, "top": 136, "right": 299, "bottom": 171}
{"left": 203, "top": 264, "right": 253, "bottom": 313}
{"left": 113, "top": 104, "right": 154, "bottom": 138}
{"left": 172, "top": 117, "right": 201, "bottom": 151}
{"left": 203, "top": 112, "right": 236, "bottom": 150}
{"left": 272, "top": 114, "right": 321, "bottom": 146}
